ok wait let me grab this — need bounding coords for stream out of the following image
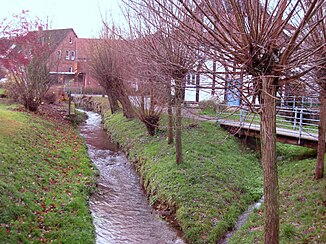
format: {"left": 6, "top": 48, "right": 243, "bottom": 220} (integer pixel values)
{"left": 219, "top": 196, "right": 264, "bottom": 244}
{"left": 78, "top": 111, "right": 184, "bottom": 244}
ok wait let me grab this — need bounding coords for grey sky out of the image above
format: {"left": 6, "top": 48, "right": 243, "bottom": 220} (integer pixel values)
{"left": 0, "top": 0, "right": 125, "bottom": 38}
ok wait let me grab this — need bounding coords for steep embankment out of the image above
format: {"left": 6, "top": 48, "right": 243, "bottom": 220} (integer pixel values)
{"left": 103, "top": 111, "right": 263, "bottom": 243}
{"left": 0, "top": 102, "right": 97, "bottom": 243}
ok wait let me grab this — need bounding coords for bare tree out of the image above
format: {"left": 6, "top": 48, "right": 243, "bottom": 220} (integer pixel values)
{"left": 89, "top": 31, "right": 135, "bottom": 118}
{"left": 88, "top": 39, "right": 120, "bottom": 114}
{"left": 124, "top": 1, "right": 200, "bottom": 163}
{"left": 305, "top": 1, "right": 326, "bottom": 179}
{"left": 128, "top": 41, "right": 166, "bottom": 135}
{"left": 136, "top": 0, "right": 325, "bottom": 242}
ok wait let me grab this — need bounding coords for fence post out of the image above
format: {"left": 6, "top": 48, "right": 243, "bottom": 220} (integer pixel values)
{"left": 215, "top": 104, "right": 219, "bottom": 124}
{"left": 240, "top": 109, "right": 242, "bottom": 126}
{"left": 68, "top": 91, "right": 72, "bottom": 115}
{"left": 293, "top": 96, "right": 296, "bottom": 109}
{"left": 240, "top": 108, "right": 246, "bottom": 126}
{"left": 293, "top": 107, "right": 298, "bottom": 130}
{"left": 298, "top": 108, "right": 303, "bottom": 144}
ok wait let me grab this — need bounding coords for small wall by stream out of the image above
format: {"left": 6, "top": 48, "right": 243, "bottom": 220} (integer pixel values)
{"left": 73, "top": 95, "right": 105, "bottom": 115}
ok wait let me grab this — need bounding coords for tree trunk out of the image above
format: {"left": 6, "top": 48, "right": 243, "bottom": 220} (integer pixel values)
{"left": 260, "top": 76, "right": 279, "bottom": 244}
{"left": 212, "top": 60, "right": 216, "bottom": 96}
{"left": 167, "top": 84, "right": 174, "bottom": 144}
{"left": 116, "top": 84, "right": 135, "bottom": 119}
{"left": 175, "top": 79, "right": 183, "bottom": 164}
{"left": 316, "top": 88, "right": 326, "bottom": 179}
{"left": 196, "top": 72, "right": 200, "bottom": 103}
{"left": 118, "top": 95, "right": 135, "bottom": 119}
{"left": 141, "top": 94, "right": 145, "bottom": 115}
{"left": 106, "top": 88, "right": 119, "bottom": 114}
{"left": 150, "top": 86, "right": 155, "bottom": 114}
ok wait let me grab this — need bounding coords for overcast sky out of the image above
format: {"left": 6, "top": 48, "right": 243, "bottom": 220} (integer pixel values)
{"left": 0, "top": 0, "right": 126, "bottom": 38}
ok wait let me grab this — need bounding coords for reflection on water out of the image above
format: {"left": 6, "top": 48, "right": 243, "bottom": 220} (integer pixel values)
{"left": 79, "top": 111, "right": 184, "bottom": 244}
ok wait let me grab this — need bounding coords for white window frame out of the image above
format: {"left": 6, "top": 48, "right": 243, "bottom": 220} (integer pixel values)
{"left": 66, "top": 50, "right": 70, "bottom": 60}
{"left": 69, "top": 37, "right": 73, "bottom": 44}
{"left": 69, "top": 67, "right": 73, "bottom": 73}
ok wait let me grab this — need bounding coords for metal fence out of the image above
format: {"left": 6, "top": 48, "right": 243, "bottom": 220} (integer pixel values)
{"left": 216, "top": 96, "right": 320, "bottom": 140}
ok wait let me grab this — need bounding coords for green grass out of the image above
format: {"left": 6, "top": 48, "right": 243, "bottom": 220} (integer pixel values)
{"left": 103, "top": 111, "right": 263, "bottom": 243}
{"left": 228, "top": 143, "right": 326, "bottom": 244}
{"left": 0, "top": 102, "right": 97, "bottom": 243}
{"left": 0, "top": 88, "right": 5, "bottom": 95}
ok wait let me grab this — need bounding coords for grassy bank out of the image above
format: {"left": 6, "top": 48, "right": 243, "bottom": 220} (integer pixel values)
{"left": 0, "top": 102, "right": 97, "bottom": 243}
{"left": 103, "top": 111, "right": 263, "bottom": 243}
{"left": 229, "top": 144, "right": 326, "bottom": 243}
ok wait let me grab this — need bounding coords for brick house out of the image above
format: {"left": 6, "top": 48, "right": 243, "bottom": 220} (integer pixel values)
{"left": 42, "top": 28, "right": 78, "bottom": 84}
{"left": 40, "top": 28, "right": 102, "bottom": 93}
{"left": 2, "top": 27, "right": 103, "bottom": 94}
{"left": 75, "top": 38, "right": 102, "bottom": 93}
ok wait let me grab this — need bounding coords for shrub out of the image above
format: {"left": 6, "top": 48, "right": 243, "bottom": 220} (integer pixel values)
{"left": 198, "top": 99, "right": 217, "bottom": 111}
{"left": 43, "top": 91, "right": 57, "bottom": 104}
{"left": 0, "top": 89, "right": 6, "bottom": 98}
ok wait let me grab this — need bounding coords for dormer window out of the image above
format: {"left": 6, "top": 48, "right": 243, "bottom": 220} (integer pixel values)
{"left": 69, "top": 37, "right": 73, "bottom": 44}
{"left": 66, "top": 50, "right": 70, "bottom": 60}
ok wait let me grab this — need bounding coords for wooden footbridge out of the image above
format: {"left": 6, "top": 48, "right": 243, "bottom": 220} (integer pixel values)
{"left": 214, "top": 101, "right": 320, "bottom": 148}
{"left": 217, "top": 119, "right": 319, "bottom": 148}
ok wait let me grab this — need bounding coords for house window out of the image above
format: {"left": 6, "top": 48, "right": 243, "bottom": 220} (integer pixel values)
{"left": 66, "top": 50, "right": 70, "bottom": 60}
{"left": 69, "top": 67, "right": 73, "bottom": 73}
{"left": 186, "top": 74, "right": 191, "bottom": 85}
{"left": 71, "top": 51, "right": 75, "bottom": 60}
{"left": 57, "top": 50, "right": 61, "bottom": 60}
{"left": 191, "top": 73, "right": 196, "bottom": 85}
{"left": 69, "top": 37, "right": 73, "bottom": 44}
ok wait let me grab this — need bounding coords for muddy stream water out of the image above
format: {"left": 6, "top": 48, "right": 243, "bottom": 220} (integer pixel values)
{"left": 78, "top": 111, "right": 184, "bottom": 244}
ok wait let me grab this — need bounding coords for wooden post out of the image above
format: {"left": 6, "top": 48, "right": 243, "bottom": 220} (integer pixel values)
{"left": 68, "top": 91, "right": 72, "bottom": 115}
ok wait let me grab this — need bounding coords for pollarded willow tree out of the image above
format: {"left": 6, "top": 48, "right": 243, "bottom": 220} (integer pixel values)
{"left": 305, "top": 1, "right": 326, "bottom": 180}
{"left": 89, "top": 31, "right": 135, "bottom": 118}
{"left": 128, "top": 39, "right": 167, "bottom": 136}
{"left": 124, "top": 1, "right": 201, "bottom": 163}
{"left": 137, "top": 0, "right": 325, "bottom": 243}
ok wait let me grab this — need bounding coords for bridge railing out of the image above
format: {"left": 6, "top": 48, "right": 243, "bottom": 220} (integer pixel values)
{"left": 216, "top": 97, "right": 320, "bottom": 141}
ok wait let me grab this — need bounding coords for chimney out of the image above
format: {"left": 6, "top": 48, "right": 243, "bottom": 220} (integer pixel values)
{"left": 38, "top": 26, "right": 43, "bottom": 32}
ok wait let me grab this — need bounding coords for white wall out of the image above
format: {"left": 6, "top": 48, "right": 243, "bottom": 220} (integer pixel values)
{"left": 184, "top": 59, "right": 226, "bottom": 102}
